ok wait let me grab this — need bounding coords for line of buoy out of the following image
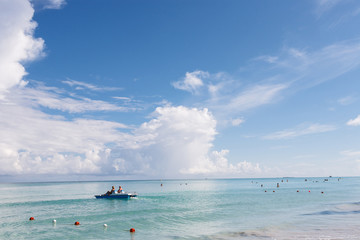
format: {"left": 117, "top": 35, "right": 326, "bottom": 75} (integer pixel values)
{"left": 28, "top": 218, "right": 134, "bottom": 231}
{"left": 263, "top": 190, "right": 325, "bottom": 193}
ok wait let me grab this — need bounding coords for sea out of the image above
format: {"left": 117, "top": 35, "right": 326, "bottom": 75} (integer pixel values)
{"left": 0, "top": 177, "right": 360, "bottom": 240}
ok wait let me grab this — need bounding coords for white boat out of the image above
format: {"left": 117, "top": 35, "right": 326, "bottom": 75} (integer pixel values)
{"left": 95, "top": 192, "right": 138, "bottom": 199}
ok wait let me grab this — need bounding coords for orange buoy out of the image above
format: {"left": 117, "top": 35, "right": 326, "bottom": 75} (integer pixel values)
{"left": 130, "top": 228, "right": 135, "bottom": 232}
{"left": 273, "top": 190, "right": 275, "bottom": 192}
{"left": 74, "top": 221, "right": 80, "bottom": 225}
{"left": 29, "top": 217, "right": 35, "bottom": 221}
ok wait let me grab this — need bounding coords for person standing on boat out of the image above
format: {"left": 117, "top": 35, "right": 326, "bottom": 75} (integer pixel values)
{"left": 117, "top": 186, "right": 124, "bottom": 193}
{"left": 105, "top": 186, "right": 115, "bottom": 195}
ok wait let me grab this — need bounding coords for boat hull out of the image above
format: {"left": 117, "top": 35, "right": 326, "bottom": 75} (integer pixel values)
{"left": 95, "top": 193, "right": 137, "bottom": 199}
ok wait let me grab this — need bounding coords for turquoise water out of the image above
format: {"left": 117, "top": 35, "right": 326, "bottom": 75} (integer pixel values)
{"left": 1, "top": 177, "right": 360, "bottom": 239}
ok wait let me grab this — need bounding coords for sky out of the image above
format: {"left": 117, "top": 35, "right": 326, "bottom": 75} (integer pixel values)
{"left": 1, "top": 0, "right": 360, "bottom": 181}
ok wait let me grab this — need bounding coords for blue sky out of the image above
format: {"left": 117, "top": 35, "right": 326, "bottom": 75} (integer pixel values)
{"left": 1, "top": 0, "right": 360, "bottom": 181}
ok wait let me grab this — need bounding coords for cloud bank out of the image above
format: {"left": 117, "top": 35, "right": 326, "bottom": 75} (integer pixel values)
{"left": 0, "top": 96, "right": 261, "bottom": 177}
{"left": 0, "top": 0, "right": 44, "bottom": 95}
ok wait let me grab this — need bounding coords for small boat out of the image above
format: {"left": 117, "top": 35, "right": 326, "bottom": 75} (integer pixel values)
{"left": 95, "top": 192, "right": 138, "bottom": 199}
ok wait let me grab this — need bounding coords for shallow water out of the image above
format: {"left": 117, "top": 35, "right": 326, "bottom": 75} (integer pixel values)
{"left": 0, "top": 177, "right": 359, "bottom": 239}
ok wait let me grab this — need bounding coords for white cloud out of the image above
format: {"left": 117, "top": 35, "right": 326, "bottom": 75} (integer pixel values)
{"left": 113, "top": 96, "right": 132, "bottom": 101}
{"left": 0, "top": 98, "right": 129, "bottom": 174}
{"left": 347, "top": 115, "right": 360, "bottom": 126}
{"left": 0, "top": 97, "right": 261, "bottom": 177}
{"left": 252, "top": 41, "right": 360, "bottom": 93}
{"left": 0, "top": 0, "right": 44, "bottom": 95}
{"left": 173, "top": 69, "right": 288, "bottom": 127}
{"left": 254, "top": 55, "right": 279, "bottom": 64}
{"left": 284, "top": 41, "right": 360, "bottom": 88}
{"left": 62, "top": 78, "right": 122, "bottom": 91}
{"left": 127, "top": 106, "right": 218, "bottom": 176}
{"left": 172, "top": 70, "right": 209, "bottom": 94}
{"left": 7, "top": 84, "right": 132, "bottom": 113}
{"left": 174, "top": 40, "right": 360, "bottom": 126}
{"left": 263, "top": 123, "right": 336, "bottom": 140}
{"left": 31, "top": 0, "right": 66, "bottom": 10}
{"left": 123, "top": 107, "right": 261, "bottom": 177}
{"left": 224, "top": 84, "right": 287, "bottom": 113}
{"left": 182, "top": 149, "right": 261, "bottom": 175}
{"left": 231, "top": 118, "right": 245, "bottom": 126}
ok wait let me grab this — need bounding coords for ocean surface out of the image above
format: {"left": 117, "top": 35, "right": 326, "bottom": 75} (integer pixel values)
{"left": 1, "top": 177, "right": 360, "bottom": 239}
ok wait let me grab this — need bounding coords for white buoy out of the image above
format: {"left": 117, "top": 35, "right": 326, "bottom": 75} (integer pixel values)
{"left": 53, "top": 219, "right": 56, "bottom": 224}
{"left": 103, "top": 224, "right": 108, "bottom": 228}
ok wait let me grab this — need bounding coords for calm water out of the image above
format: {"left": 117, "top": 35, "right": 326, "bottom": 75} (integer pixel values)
{"left": 0, "top": 177, "right": 360, "bottom": 239}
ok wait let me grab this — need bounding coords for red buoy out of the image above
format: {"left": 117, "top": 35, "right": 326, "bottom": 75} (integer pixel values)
{"left": 273, "top": 190, "right": 275, "bottom": 192}
{"left": 321, "top": 191, "right": 324, "bottom": 194}
{"left": 264, "top": 190, "right": 267, "bottom": 192}
{"left": 29, "top": 217, "right": 35, "bottom": 221}
{"left": 74, "top": 221, "right": 80, "bottom": 225}
{"left": 130, "top": 228, "right": 135, "bottom": 232}
{"left": 309, "top": 190, "right": 311, "bottom": 192}
{"left": 296, "top": 190, "right": 299, "bottom": 192}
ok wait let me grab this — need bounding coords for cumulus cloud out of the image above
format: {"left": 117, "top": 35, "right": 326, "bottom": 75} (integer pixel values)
{"left": 125, "top": 108, "right": 260, "bottom": 177}
{"left": 183, "top": 150, "right": 261, "bottom": 175}
{"left": 347, "top": 115, "right": 360, "bottom": 126}
{"left": 263, "top": 123, "right": 336, "bottom": 140}
{"left": 0, "top": 96, "right": 261, "bottom": 177}
{"left": 0, "top": 0, "right": 44, "bottom": 95}
{"left": 128, "top": 106, "right": 218, "bottom": 176}
{"left": 0, "top": 98, "right": 128, "bottom": 174}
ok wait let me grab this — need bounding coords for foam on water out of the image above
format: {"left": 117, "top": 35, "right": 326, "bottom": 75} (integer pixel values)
{"left": 0, "top": 177, "right": 359, "bottom": 239}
